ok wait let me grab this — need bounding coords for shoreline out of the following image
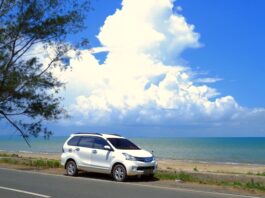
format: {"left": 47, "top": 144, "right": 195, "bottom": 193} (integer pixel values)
{"left": 158, "top": 159, "right": 265, "bottom": 175}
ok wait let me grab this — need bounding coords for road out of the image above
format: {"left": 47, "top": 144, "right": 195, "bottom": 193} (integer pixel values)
{"left": 0, "top": 168, "right": 261, "bottom": 198}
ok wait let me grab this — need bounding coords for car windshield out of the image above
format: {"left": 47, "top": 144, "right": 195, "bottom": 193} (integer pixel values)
{"left": 107, "top": 138, "right": 140, "bottom": 150}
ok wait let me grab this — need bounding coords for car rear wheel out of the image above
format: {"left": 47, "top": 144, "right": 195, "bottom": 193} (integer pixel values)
{"left": 66, "top": 160, "right": 78, "bottom": 176}
{"left": 112, "top": 164, "right": 127, "bottom": 182}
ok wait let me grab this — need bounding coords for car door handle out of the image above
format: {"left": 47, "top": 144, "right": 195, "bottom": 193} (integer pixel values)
{"left": 92, "top": 150, "right": 97, "bottom": 154}
{"left": 75, "top": 148, "right": 80, "bottom": 151}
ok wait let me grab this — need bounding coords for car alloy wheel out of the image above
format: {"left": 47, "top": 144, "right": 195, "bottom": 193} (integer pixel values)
{"left": 113, "top": 164, "right": 127, "bottom": 182}
{"left": 66, "top": 161, "right": 78, "bottom": 176}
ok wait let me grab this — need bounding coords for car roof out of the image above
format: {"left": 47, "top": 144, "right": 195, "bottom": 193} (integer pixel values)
{"left": 70, "top": 133, "right": 124, "bottom": 139}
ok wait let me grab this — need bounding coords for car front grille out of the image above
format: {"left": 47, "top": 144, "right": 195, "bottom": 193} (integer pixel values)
{"left": 135, "top": 157, "right": 153, "bottom": 162}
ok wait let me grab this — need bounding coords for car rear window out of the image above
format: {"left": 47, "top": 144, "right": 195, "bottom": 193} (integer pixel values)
{"left": 78, "top": 136, "right": 94, "bottom": 148}
{"left": 67, "top": 136, "right": 80, "bottom": 146}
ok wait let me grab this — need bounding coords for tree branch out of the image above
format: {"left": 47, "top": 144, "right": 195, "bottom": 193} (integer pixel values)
{"left": 2, "top": 33, "right": 17, "bottom": 70}
{"left": 0, "top": 110, "right": 31, "bottom": 147}
{"left": 0, "top": 51, "right": 60, "bottom": 105}
{"left": 0, "top": 0, "right": 4, "bottom": 10}
{"left": 11, "top": 37, "right": 36, "bottom": 65}
{"left": 37, "top": 55, "right": 58, "bottom": 77}
{"left": 0, "top": 0, "right": 5, "bottom": 15}
{"left": 2, "top": 111, "right": 26, "bottom": 116}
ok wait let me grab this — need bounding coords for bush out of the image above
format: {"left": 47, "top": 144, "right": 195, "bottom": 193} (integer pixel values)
{"left": 0, "top": 156, "right": 62, "bottom": 169}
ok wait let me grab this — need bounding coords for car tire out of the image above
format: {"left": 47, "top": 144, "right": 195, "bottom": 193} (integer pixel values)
{"left": 66, "top": 160, "right": 78, "bottom": 176}
{"left": 112, "top": 164, "right": 127, "bottom": 182}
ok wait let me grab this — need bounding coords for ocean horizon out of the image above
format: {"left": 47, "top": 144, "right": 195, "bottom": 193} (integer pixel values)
{"left": 0, "top": 136, "right": 265, "bottom": 165}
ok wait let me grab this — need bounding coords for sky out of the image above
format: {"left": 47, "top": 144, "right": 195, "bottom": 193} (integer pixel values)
{"left": 2, "top": 0, "right": 265, "bottom": 137}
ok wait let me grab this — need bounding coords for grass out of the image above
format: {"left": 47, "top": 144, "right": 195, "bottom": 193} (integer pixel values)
{"left": 257, "top": 172, "right": 265, "bottom": 177}
{"left": 220, "top": 180, "right": 265, "bottom": 192}
{"left": 155, "top": 170, "right": 265, "bottom": 192}
{"left": 0, "top": 156, "right": 61, "bottom": 168}
{"left": 0, "top": 153, "right": 19, "bottom": 158}
{"left": 248, "top": 171, "right": 265, "bottom": 177}
{"left": 155, "top": 171, "right": 193, "bottom": 182}
{"left": 246, "top": 181, "right": 265, "bottom": 191}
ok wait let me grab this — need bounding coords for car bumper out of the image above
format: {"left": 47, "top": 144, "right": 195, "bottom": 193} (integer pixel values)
{"left": 125, "top": 160, "right": 158, "bottom": 176}
{"left": 60, "top": 153, "right": 67, "bottom": 167}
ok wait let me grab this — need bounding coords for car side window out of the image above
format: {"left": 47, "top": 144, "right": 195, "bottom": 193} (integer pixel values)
{"left": 67, "top": 136, "right": 80, "bottom": 146}
{"left": 93, "top": 137, "right": 109, "bottom": 150}
{"left": 78, "top": 136, "right": 94, "bottom": 148}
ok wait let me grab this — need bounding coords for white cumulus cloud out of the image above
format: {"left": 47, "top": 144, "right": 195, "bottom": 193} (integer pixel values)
{"left": 56, "top": 0, "right": 265, "bottom": 133}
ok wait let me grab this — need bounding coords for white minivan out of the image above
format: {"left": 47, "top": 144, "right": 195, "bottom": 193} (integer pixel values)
{"left": 61, "top": 133, "right": 157, "bottom": 182}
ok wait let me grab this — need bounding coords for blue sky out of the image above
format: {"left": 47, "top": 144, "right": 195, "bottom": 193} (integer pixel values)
{"left": 2, "top": 0, "right": 265, "bottom": 137}
{"left": 177, "top": 0, "right": 265, "bottom": 108}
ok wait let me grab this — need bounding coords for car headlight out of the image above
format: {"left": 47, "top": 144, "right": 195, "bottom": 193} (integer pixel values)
{"left": 122, "top": 153, "right": 136, "bottom": 161}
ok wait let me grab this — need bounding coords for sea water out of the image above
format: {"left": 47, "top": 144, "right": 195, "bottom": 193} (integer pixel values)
{"left": 0, "top": 136, "right": 265, "bottom": 165}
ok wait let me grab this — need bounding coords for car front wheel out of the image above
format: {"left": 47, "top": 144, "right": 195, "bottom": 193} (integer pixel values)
{"left": 112, "top": 164, "right": 127, "bottom": 182}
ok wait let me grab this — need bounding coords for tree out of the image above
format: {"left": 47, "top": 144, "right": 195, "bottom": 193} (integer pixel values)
{"left": 0, "top": 0, "right": 91, "bottom": 146}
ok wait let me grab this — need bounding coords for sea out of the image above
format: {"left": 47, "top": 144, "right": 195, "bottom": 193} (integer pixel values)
{"left": 0, "top": 136, "right": 265, "bottom": 165}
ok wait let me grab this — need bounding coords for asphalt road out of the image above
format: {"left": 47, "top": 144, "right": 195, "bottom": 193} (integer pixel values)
{"left": 0, "top": 168, "right": 261, "bottom": 198}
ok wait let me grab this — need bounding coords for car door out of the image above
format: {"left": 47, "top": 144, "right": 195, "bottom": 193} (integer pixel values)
{"left": 75, "top": 136, "right": 94, "bottom": 168}
{"left": 90, "top": 137, "right": 113, "bottom": 170}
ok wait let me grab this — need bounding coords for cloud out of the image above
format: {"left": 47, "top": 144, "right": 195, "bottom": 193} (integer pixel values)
{"left": 55, "top": 0, "right": 265, "bottom": 134}
{"left": 195, "top": 77, "right": 223, "bottom": 84}
{"left": 97, "top": 0, "right": 200, "bottom": 64}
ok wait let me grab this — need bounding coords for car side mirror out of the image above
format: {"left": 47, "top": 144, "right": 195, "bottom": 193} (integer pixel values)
{"left": 104, "top": 145, "right": 112, "bottom": 151}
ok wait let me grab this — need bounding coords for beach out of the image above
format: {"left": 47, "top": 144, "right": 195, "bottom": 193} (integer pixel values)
{"left": 2, "top": 151, "right": 265, "bottom": 175}
{"left": 158, "top": 159, "right": 265, "bottom": 175}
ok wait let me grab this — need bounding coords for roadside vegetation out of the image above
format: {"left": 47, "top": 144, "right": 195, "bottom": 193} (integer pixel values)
{"left": 256, "top": 172, "right": 265, "bottom": 177}
{"left": 155, "top": 170, "right": 265, "bottom": 192}
{"left": 0, "top": 153, "right": 61, "bottom": 168}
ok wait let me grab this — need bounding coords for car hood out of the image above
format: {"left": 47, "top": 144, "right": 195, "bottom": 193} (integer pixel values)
{"left": 117, "top": 149, "right": 152, "bottom": 157}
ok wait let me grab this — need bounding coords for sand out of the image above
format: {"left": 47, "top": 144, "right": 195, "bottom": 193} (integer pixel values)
{"left": 158, "top": 159, "right": 265, "bottom": 174}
